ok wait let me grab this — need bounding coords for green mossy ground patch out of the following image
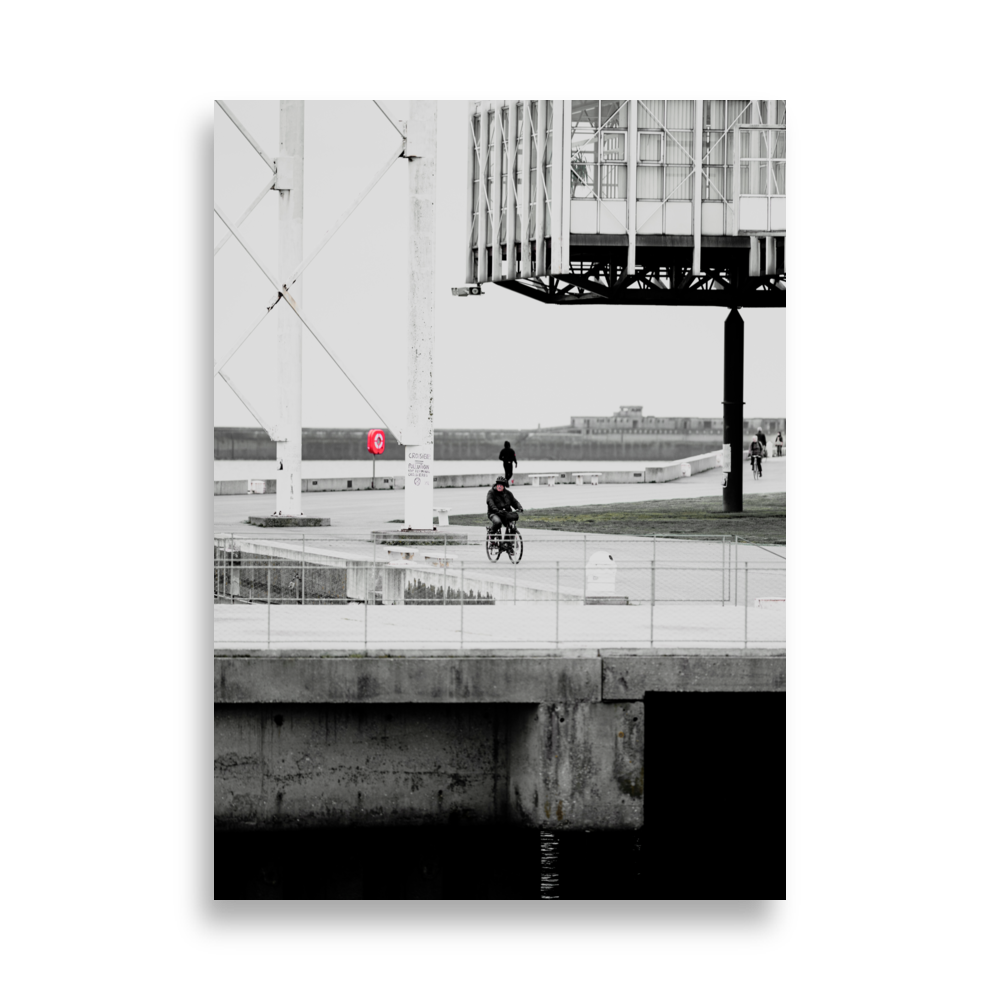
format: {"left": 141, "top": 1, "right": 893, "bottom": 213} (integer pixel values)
{"left": 451, "top": 492, "right": 785, "bottom": 545}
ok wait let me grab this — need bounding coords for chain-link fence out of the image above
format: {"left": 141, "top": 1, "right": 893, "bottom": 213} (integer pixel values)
{"left": 214, "top": 532, "right": 784, "bottom": 650}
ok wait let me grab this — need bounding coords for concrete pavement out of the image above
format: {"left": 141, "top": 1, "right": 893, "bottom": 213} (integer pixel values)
{"left": 214, "top": 457, "right": 786, "bottom": 535}
{"left": 214, "top": 459, "right": 786, "bottom": 650}
{"left": 214, "top": 601, "right": 786, "bottom": 650}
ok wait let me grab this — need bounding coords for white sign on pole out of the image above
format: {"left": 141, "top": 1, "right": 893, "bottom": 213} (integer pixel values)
{"left": 404, "top": 447, "right": 433, "bottom": 528}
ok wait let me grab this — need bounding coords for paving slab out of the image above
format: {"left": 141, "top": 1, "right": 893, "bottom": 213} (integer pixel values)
{"left": 214, "top": 458, "right": 786, "bottom": 536}
{"left": 214, "top": 601, "right": 786, "bottom": 651}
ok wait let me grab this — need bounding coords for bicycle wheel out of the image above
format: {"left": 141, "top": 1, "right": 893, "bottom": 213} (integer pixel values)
{"left": 508, "top": 530, "right": 524, "bottom": 564}
{"left": 485, "top": 530, "right": 501, "bottom": 561}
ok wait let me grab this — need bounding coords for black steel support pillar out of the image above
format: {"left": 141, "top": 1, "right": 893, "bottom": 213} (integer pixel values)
{"left": 722, "top": 308, "right": 744, "bottom": 513}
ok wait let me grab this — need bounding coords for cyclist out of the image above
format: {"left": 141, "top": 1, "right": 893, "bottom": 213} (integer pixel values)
{"left": 487, "top": 475, "right": 523, "bottom": 540}
{"left": 749, "top": 436, "right": 764, "bottom": 478}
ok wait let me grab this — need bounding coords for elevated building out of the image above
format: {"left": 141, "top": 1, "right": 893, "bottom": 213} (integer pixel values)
{"left": 466, "top": 100, "right": 785, "bottom": 304}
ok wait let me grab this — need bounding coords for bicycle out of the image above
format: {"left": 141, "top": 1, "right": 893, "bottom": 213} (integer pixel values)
{"left": 485, "top": 516, "right": 524, "bottom": 563}
{"left": 751, "top": 452, "right": 763, "bottom": 480}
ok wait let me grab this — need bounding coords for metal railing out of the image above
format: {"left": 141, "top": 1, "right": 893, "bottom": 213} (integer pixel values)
{"left": 213, "top": 532, "right": 780, "bottom": 594}
{"left": 213, "top": 533, "right": 784, "bottom": 650}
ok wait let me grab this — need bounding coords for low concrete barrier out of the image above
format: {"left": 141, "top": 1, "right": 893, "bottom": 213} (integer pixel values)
{"left": 433, "top": 473, "right": 495, "bottom": 489}
{"left": 216, "top": 454, "right": 729, "bottom": 495}
{"left": 645, "top": 450, "right": 724, "bottom": 483}
{"left": 214, "top": 480, "right": 249, "bottom": 495}
{"left": 303, "top": 476, "right": 403, "bottom": 491}
{"left": 223, "top": 538, "right": 579, "bottom": 606}
{"left": 215, "top": 479, "right": 279, "bottom": 496}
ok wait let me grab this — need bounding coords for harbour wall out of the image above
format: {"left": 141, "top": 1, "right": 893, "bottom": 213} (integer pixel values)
{"left": 215, "top": 426, "right": 746, "bottom": 462}
{"left": 214, "top": 648, "right": 785, "bottom": 831}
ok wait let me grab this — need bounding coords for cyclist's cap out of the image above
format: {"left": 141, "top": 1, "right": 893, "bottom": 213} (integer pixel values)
{"left": 495, "top": 476, "right": 507, "bottom": 485}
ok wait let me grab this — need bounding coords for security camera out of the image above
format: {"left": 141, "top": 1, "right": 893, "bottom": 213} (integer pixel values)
{"left": 451, "top": 285, "right": 483, "bottom": 297}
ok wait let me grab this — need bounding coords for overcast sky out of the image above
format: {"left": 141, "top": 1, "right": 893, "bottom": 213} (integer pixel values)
{"left": 214, "top": 100, "right": 785, "bottom": 431}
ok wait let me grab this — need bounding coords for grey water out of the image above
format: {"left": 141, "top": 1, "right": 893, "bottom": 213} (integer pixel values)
{"left": 540, "top": 830, "right": 559, "bottom": 899}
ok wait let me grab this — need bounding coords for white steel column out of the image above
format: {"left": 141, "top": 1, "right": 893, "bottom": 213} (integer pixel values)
{"left": 693, "top": 99, "right": 703, "bottom": 275}
{"left": 476, "top": 105, "right": 489, "bottom": 285}
{"left": 534, "top": 100, "right": 548, "bottom": 276}
{"left": 626, "top": 100, "right": 637, "bottom": 274}
{"left": 504, "top": 104, "right": 517, "bottom": 280}
{"left": 275, "top": 100, "right": 304, "bottom": 516}
{"left": 561, "top": 101, "right": 572, "bottom": 278}
{"left": 491, "top": 104, "right": 502, "bottom": 280}
{"left": 403, "top": 100, "right": 437, "bottom": 530}
{"left": 765, "top": 99, "right": 778, "bottom": 273}
{"left": 466, "top": 102, "right": 477, "bottom": 284}
{"left": 549, "top": 100, "right": 565, "bottom": 275}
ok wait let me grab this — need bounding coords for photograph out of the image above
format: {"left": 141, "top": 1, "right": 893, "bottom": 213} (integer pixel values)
{"left": 213, "top": 99, "right": 787, "bottom": 899}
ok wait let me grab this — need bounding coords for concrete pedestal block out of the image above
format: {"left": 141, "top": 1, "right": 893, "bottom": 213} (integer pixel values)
{"left": 509, "top": 701, "right": 644, "bottom": 831}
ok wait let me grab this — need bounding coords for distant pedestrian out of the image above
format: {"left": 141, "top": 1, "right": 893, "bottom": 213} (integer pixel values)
{"left": 775, "top": 431, "right": 784, "bottom": 457}
{"left": 499, "top": 440, "right": 517, "bottom": 485}
{"left": 756, "top": 426, "right": 767, "bottom": 450}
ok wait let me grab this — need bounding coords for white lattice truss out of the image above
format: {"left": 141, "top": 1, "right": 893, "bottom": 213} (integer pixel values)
{"left": 213, "top": 100, "right": 406, "bottom": 442}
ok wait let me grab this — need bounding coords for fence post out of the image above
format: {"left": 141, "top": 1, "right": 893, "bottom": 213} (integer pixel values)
{"left": 460, "top": 564, "right": 464, "bottom": 649}
{"left": 267, "top": 564, "right": 271, "bottom": 650}
{"left": 364, "top": 562, "right": 369, "bottom": 652}
{"left": 734, "top": 535, "right": 739, "bottom": 606}
{"left": 744, "top": 561, "right": 749, "bottom": 648}
{"left": 650, "top": 559, "right": 655, "bottom": 648}
{"left": 583, "top": 534, "right": 587, "bottom": 602}
{"left": 301, "top": 534, "right": 306, "bottom": 605}
{"left": 555, "top": 561, "right": 560, "bottom": 648}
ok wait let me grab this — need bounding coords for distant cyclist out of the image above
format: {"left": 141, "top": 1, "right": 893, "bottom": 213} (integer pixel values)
{"left": 499, "top": 440, "right": 518, "bottom": 485}
{"left": 487, "top": 476, "right": 523, "bottom": 537}
{"left": 749, "top": 436, "right": 764, "bottom": 478}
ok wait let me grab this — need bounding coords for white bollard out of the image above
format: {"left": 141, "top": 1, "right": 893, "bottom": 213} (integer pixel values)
{"left": 586, "top": 551, "right": 617, "bottom": 596}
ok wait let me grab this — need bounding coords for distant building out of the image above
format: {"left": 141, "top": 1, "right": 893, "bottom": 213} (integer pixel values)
{"left": 569, "top": 406, "right": 784, "bottom": 436}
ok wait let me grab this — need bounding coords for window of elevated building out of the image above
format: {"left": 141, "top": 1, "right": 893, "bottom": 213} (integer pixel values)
{"left": 571, "top": 100, "right": 628, "bottom": 201}
{"left": 636, "top": 100, "right": 694, "bottom": 201}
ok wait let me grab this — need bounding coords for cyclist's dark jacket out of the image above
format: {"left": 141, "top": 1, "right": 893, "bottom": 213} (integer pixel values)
{"left": 486, "top": 484, "right": 522, "bottom": 516}
{"left": 749, "top": 439, "right": 763, "bottom": 457}
{"left": 499, "top": 446, "right": 517, "bottom": 464}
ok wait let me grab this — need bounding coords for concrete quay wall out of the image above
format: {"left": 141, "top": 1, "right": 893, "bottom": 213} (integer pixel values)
{"left": 213, "top": 452, "right": 726, "bottom": 496}
{"left": 214, "top": 649, "right": 784, "bottom": 831}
